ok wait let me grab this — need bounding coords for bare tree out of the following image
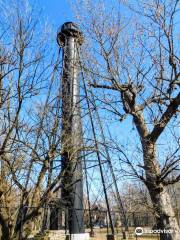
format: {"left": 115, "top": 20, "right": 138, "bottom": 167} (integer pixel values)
{"left": 0, "top": 1, "right": 64, "bottom": 239}
{"left": 73, "top": 0, "right": 180, "bottom": 239}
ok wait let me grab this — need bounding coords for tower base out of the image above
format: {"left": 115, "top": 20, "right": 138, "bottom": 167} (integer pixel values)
{"left": 66, "top": 233, "right": 90, "bottom": 240}
{"left": 106, "top": 234, "right": 115, "bottom": 240}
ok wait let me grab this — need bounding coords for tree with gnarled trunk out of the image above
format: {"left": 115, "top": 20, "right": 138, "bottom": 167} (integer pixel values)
{"left": 73, "top": 0, "right": 180, "bottom": 239}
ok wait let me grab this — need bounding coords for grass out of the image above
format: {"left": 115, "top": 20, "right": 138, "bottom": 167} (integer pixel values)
{"left": 32, "top": 228, "right": 160, "bottom": 240}
{"left": 85, "top": 228, "right": 159, "bottom": 240}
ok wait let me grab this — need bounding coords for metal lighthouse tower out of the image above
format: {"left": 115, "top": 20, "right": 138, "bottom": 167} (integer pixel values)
{"left": 57, "top": 22, "right": 89, "bottom": 240}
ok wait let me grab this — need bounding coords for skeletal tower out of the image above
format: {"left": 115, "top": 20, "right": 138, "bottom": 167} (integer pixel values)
{"left": 57, "top": 22, "right": 86, "bottom": 237}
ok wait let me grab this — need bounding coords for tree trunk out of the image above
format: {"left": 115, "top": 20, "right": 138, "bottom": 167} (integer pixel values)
{"left": 0, "top": 222, "right": 11, "bottom": 240}
{"left": 143, "top": 141, "right": 180, "bottom": 240}
{"left": 148, "top": 185, "right": 180, "bottom": 240}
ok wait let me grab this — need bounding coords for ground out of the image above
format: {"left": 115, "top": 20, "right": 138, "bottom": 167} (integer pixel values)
{"left": 86, "top": 228, "right": 159, "bottom": 240}
{"left": 32, "top": 228, "right": 159, "bottom": 240}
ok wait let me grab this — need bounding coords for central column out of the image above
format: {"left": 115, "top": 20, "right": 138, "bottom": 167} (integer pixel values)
{"left": 57, "top": 22, "right": 88, "bottom": 240}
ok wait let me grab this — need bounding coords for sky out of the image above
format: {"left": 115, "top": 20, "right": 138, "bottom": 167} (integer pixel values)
{"left": 33, "top": 0, "right": 74, "bottom": 29}
{"left": 1, "top": 0, "right": 178, "bottom": 205}
{"left": 27, "top": 0, "right": 146, "bottom": 166}
{"left": 27, "top": 0, "right": 137, "bottom": 194}
{"left": 27, "top": 0, "right": 179, "bottom": 191}
{"left": 25, "top": 0, "right": 179, "bottom": 155}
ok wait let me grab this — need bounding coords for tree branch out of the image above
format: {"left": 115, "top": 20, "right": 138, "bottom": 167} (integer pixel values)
{"left": 90, "top": 83, "right": 120, "bottom": 91}
{"left": 149, "top": 93, "right": 180, "bottom": 142}
{"left": 163, "top": 174, "right": 180, "bottom": 186}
